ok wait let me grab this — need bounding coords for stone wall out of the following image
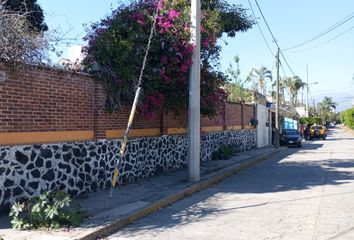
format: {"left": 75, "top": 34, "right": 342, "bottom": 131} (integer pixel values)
{"left": 0, "top": 129, "right": 256, "bottom": 208}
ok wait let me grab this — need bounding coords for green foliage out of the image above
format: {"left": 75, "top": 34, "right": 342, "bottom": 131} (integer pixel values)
{"left": 2, "top": 0, "right": 48, "bottom": 32}
{"left": 316, "top": 96, "right": 338, "bottom": 122}
{"left": 276, "top": 76, "right": 304, "bottom": 106}
{"left": 83, "top": 0, "right": 253, "bottom": 118}
{"left": 9, "top": 191, "right": 84, "bottom": 230}
{"left": 341, "top": 108, "right": 354, "bottom": 130}
{"left": 224, "top": 55, "right": 252, "bottom": 102}
{"left": 248, "top": 65, "right": 272, "bottom": 95}
{"left": 299, "top": 117, "right": 322, "bottom": 125}
{"left": 212, "top": 144, "right": 240, "bottom": 160}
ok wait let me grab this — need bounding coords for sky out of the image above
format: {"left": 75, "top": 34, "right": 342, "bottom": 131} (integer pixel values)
{"left": 37, "top": 0, "right": 354, "bottom": 111}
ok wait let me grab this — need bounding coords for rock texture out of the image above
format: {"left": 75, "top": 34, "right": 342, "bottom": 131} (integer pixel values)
{"left": 0, "top": 129, "right": 256, "bottom": 208}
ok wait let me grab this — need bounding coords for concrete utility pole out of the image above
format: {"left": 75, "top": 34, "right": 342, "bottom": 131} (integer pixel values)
{"left": 188, "top": 0, "right": 201, "bottom": 182}
{"left": 275, "top": 48, "right": 280, "bottom": 148}
{"left": 352, "top": 75, "right": 354, "bottom": 107}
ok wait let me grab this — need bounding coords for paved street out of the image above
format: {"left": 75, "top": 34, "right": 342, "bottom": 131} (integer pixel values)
{"left": 107, "top": 127, "right": 354, "bottom": 240}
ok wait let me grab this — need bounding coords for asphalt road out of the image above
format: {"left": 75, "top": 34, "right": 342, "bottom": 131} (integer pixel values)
{"left": 107, "top": 127, "right": 354, "bottom": 240}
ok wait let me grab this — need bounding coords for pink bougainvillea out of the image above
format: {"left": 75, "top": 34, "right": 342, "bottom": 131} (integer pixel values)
{"left": 82, "top": 0, "right": 253, "bottom": 118}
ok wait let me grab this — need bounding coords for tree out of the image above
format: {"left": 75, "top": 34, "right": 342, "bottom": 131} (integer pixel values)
{"left": 82, "top": 0, "right": 253, "bottom": 118}
{"left": 322, "top": 96, "right": 338, "bottom": 111}
{"left": 224, "top": 55, "right": 252, "bottom": 102}
{"left": 283, "top": 76, "right": 305, "bottom": 107}
{"left": 341, "top": 107, "right": 354, "bottom": 130}
{"left": 2, "top": 0, "right": 48, "bottom": 32}
{"left": 0, "top": 1, "right": 60, "bottom": 66}
{"left": 247, "top": 65, "right": 272, "bottom": 95}
{"left": 0, "top": 1, "right": 43, "bottom": 64}
{"left": 317, "top": 96, "right": 338, "bottom": 123}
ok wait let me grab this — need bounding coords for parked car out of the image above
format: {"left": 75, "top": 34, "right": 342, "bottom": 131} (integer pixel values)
{"left": 280, "top": 129, "right": 302, "bottom": 147}
{"left": 310, "top": 125, "right": 327, "bottom": 140}
{"left": 328, "top": 122, "right": 335, "bottom": 128}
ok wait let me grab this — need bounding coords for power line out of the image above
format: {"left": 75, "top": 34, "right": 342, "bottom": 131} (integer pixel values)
{"left": 279, "top": 51, "right": 296, "bottom": 77}
{"left": 253, "top": 0, "right": 279, "bottom": 48}
{"left": 280, "top": 62, "right": 287, "bottom": 77}
{"left": 255, "top": 0, "right": 300, "bottom": 78}
{"left": 283, "top": 12, "right": 354, "bottom": 51}
{"left": 253, "top": 0, "right": 298, "bottom": 78}
{"left": 283, "top": 55, "right": 346, "bottom": 90}
{"left": 291, "top": 26, "right": 354, "bottom": 53}
{"left": 247, "top": 0, "right": 274, "bottom": 57}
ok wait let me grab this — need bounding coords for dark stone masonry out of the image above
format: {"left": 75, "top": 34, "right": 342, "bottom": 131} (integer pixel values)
{"left": 0, "top": 129, "right": 256, "bottom": 208}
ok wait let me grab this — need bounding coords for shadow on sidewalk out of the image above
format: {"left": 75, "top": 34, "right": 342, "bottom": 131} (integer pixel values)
{"left": 110, "top": 141, "right": 354, "bottom": 238}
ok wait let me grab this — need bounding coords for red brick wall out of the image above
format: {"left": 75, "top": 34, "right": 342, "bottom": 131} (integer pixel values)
{"left": 244, "top": 104, "right": 255, "bottom": 127}
{"left": 92, "top": 83, "right": 161, "bottom": 138}
{"left": 0, "top": 64, "right": 256, "bottom": 141}
{"left": 0, "top": 64, "right": 94, "bottom": 133}
{"left": 225, "top": 102, "right": 242, "bottom": 127}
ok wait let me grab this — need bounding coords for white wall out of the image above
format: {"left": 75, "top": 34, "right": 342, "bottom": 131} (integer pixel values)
{"left": 257, "top": 104, "right": 270, "bottom": 147}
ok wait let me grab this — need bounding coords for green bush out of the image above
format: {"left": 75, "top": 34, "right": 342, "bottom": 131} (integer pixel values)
{"left": 9, "top": 191, "right": 84, "bottom": 230}
{"left": 342, "top": 108, "right": 354, "bottom": 130}
{"left": 299, "top": 117, "right": 322, "bottom": 125}
{"left": 212, "top": 144, "right": 240, "bottom": 160}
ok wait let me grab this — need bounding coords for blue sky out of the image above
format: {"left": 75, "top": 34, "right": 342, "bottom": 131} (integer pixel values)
{"left": 38, "top": 0, "right": 354, "bottom": 111}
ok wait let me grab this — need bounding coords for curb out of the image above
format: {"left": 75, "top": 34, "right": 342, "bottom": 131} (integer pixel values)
{"left": 79, "top": 148, "right": 281, "bottom": 240}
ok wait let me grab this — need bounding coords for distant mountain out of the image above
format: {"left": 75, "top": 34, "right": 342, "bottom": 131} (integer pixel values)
{"left": 313, "top": 91, "right": 353, "bottom": 112}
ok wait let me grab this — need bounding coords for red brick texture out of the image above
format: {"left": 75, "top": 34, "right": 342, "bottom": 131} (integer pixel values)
{"left": 0, "top": 64, "right": 255, "bottom": 140}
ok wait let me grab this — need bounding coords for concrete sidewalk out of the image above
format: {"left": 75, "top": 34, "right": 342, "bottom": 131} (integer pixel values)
{"left": 0, "top": 147, "right": 281, "bottom": 240}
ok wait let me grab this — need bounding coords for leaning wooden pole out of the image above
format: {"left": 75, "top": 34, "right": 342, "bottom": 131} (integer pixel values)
{"left": 105, "top": 0, "right": 162, "bottom": 212}
{"left": 111, "top": 87, "right": 141, "bottom": 187}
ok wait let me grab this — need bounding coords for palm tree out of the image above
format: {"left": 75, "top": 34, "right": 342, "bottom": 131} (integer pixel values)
{"left": 247, "top": 65, "right": 272, "bottom": 95}
{"left": 282, "top": 76, "right": 305, "bottom": 107}
{"left": 322, "top": 96, "right": 338, "bottom": 111}
{"left": 317, "top": 97, "right": 338, "bottom": 122}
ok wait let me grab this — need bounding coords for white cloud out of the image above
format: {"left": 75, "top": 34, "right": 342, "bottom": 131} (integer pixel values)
{"left": 67, "top": 45, "right": 85, "bottom": 63}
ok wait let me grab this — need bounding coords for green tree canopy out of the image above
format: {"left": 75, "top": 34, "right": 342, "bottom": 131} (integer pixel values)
{"left": 341, "top": 108, "right": 354, "bottom": 130}
{"left": 2, "top": 0, "right": 48, "bottom": 32}
{"left": 83, "top": 0, "right": 253, "bottom": 118}
{"left": 224, "top": 55, "right": 252, "bottom": 102}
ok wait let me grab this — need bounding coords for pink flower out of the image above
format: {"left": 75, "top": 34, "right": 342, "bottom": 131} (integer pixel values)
{"left": 202, "top": 38, "right": 209, "bottom": 48}
{"left": 184, "top": 44, "right": 195, "bottom": 55}
{"left": 168, "top": 10, "right": 180, "bottom": 20}
{"left": 162, "top": 74, "right": 171, "bottom": 82}
{"left": 162, "top": 21, "right": 172, "bottom": 31}
{"left": 180, "top": 64, "right": 189, "bottom": 73}
{"left": 137, "top": 19, "right": 145, "bottom": 26}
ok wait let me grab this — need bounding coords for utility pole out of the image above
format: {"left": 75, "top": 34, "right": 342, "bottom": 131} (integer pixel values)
{"left": 275, "top": 48, "right": 280, "bottom": 148}
{"left": 188, "top": 0, "right": 201, "bottom": 182}
{"left": 352, "top": 75, "right": 354, "bottom": 107}
{"left": 306, "top": 63, "right": 309, "bottom": 117}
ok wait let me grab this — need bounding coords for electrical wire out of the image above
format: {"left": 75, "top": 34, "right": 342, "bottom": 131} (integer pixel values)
{"left": 280, "top": 62, "right": 287, "bottom": 77}
{"left": 247, "top": 0, "right": 274, "bottom": 57}
{"left": 283, "top": 12, "right": 354, "bottom": 51}
{"left": 253, "top": 0, "right": 298, "bottom": 77}
{"left": 291, "top": 26, "right": 354, "bottom": 53}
